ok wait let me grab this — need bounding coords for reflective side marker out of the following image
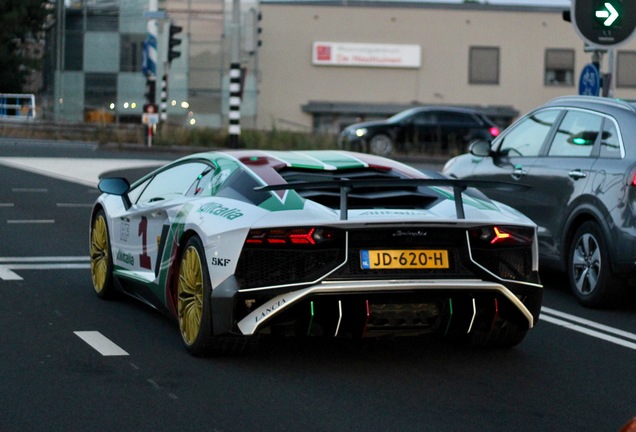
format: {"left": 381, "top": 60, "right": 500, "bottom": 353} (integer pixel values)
{"left": 334, "top": 300, "right": 343, "bottom": 336}
{"left": 307, "top": 301, "right": 315, "bottom": 336}
{"left": 489, "top": 298, "right": 499, "bottom": 333}
{"left": 444, "top": 298, "right": 454, "bottom": 336}
{"left": 467, "top": 298, "right": 477, "bottom": 334}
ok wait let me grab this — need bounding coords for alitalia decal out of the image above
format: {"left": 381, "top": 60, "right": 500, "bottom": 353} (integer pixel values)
{"left": 198, "top": 202, "right": 244, "bottom": 220}
{"left": 116, "top": 250, "right": 134, "bottom": 266}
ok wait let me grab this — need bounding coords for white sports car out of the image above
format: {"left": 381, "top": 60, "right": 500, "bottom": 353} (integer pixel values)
{"left": 89, "top": 150, "right": 542, "bottom": 355}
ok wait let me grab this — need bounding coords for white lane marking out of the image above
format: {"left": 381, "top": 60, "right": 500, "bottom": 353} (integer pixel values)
{"left": 9, "top": 263, "right": 89, "bottom": 270}
{"left": 57, "top": 203, "right": 93, "bottom": 208}
{"left": 0, "top": 256, "right": 89, "bottom": 280}
{"left": 12, "top": 188, "right": 48, "bottom": 193}
{"left": 0, "top": 203, "right": 14, "bottom": 207}
{"left": 7, "top": 220, "right": 55, "bottom": 224}
{"left": 542, "top": 306, "right": 636, "bottom": 342}
{"left": 74, "top": 331, "right": 129, "bottom": 356}
{"left": 0, "top": 256, "right": 89, "bottom": 262}
{"left": 541, "top": 306, "right": 636, "bottom": 350}
{"left": 0, "top": 266, "right": 22, "bottom": 280}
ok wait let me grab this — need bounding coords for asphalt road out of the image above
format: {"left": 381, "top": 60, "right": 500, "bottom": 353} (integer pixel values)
{"left": 1, "top": 140, "right": 636, "bottom": 431}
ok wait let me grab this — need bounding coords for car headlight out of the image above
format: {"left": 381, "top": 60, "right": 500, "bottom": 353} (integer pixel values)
{"left": 355, "top": 128, "right": 368, "bottom": 137}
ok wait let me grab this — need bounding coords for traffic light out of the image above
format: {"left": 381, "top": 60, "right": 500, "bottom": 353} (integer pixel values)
{"left": 168, "top": 23, "right": 183, "bottom": 64}
{"left": 572, "top": 0, "right": 636, "bottom": 47}
{"left": 243, "top": 8, "right": 262, "bottom": 54}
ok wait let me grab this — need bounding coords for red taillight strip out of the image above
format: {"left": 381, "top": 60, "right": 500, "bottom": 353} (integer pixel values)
{"left": 289, "top": 228, "right": 316, "bottom": 245}
{"left": 246, "top": 227, "right": 322, "bottom": 245}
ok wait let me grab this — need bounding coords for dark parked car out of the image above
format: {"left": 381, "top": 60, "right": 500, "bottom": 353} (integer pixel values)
{"left": 443, "top": 95, "right": 636, "bottom": 308}
{"left": 338, "top": 106, "right": 500, "bottom": 157}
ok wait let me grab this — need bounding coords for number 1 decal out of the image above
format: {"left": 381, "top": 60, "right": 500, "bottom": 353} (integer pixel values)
{"left": 138, "top": 216, "right": 152, "bottom": 270}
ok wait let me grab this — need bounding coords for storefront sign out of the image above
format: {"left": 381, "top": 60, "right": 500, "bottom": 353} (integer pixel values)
{"left": 312, "top": 42, "right": 421, "bottom": 68}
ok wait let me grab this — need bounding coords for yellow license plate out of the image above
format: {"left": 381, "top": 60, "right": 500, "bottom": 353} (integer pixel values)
{"left": 360, "top": 249, "right": 449, "bottom": 269}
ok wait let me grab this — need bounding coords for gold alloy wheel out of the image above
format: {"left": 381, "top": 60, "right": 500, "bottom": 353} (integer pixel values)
{"left": 177, "top": 245, "right": 204, "bottom": 346}
{"left": 90, "top": 214, "right": 109, "bottom": 294}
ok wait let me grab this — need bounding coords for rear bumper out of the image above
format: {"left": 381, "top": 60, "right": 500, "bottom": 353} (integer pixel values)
{"left": 231, "top": 278, "right": 541, "bottom": 337}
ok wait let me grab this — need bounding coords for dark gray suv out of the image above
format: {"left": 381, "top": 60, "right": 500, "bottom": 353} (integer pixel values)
{"left": 443, "top": 96, "right": 636, "bottom": 308}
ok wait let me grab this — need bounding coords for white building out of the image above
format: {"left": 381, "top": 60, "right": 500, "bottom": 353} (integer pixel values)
{"left": 256, "top": 1, "right": 636, "bottom": 132}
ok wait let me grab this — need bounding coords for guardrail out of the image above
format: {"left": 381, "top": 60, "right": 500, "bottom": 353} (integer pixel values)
{"left": 0, "top": 93, "right": 36, "bottom": 121}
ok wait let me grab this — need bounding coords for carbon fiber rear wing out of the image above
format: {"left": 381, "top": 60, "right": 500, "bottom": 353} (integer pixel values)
{"left": 255, "top": 178, "right": 529, "bottom": 220}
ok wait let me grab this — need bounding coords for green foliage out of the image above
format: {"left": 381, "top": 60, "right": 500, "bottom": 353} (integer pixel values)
{"left": 0, "top": 0, "right": 49, "bottom": 93}
{"left": 154, "top": 125, "right": 338, "bottom": 151}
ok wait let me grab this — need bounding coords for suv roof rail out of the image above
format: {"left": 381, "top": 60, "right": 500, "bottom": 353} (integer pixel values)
{"left": 546, "top": 95, "right": 636, "bottom": 113}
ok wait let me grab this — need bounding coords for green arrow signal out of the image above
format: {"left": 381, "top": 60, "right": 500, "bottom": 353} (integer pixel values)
{"left": 595, "top": 2, "right": 619, "bottom": 26}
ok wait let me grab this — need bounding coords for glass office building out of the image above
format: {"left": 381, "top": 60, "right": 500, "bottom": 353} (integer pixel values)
{"left": 46, "top": 0, "right": 258, "bottom": 128}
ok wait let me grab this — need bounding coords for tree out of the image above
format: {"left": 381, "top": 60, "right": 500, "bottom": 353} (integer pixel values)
{"left": 0, "top": 1, "right": 51, "bottom": 93}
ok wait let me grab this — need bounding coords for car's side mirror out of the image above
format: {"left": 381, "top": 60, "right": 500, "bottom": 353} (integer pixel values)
{"left": 98, "top": 177, "right": 132, "bottom": 210}
{"left": 468, "top": 139, "right": 492, "bottom": 157}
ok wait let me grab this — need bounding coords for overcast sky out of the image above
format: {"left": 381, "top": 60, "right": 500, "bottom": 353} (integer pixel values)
{"left": 434, "top": 0, "right": 570, "bottom": 5}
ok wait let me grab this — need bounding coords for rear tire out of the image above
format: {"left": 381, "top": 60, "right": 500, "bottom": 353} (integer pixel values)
{"left": 177, "top": 236, "right": 257, "bottom": 356}
{"left": 568, "top": 221, "right": 624, "bottom": 308}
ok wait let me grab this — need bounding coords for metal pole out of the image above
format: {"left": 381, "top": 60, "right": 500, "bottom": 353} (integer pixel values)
{"left": 145, "top": 0, "right": 159, "bottom": 147}
{"left": 228, "top": 0, "right": 241, "bottom": 148}
{"left": 607, "top": 48, "right": 615, "bottom": 98}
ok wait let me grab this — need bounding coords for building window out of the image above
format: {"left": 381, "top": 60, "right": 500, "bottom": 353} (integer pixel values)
{"left": 616, "top": 51, "right": 636, "bottom": 88}
{"left": 120, "top": 34, "right": 145, "bottom": 72}
{"left": 84, "top": 73, "right": 117, "bottom": 111}
{"left": 545, "top": 49, "right": 574, "bottom": 86}
{"left": 86, "top": 6, "right": 119, "bottom": 32}
{"left": 469, "top": 46, "right": 499, "bottom": 85}
{"left": 64, "top": 11, "right": 84, "bottom": 71}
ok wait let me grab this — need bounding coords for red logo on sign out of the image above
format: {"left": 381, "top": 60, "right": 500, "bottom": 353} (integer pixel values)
{"left": 316, "top": 45, "right": 331, "bottom": 61}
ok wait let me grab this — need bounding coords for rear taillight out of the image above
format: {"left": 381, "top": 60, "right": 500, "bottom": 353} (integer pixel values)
{"left": 489, "top": 126, "right": 500, "bottom": 137}
{"left": 245, "top": 227, "right": 338, "bottom": 246}
{"left": 468, "top": 226, "right": 533, "bottom": 247}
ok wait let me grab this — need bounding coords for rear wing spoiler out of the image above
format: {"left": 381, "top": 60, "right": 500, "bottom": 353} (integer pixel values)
{"left": 255, "top": 178, "right": 529, "bottom": 220}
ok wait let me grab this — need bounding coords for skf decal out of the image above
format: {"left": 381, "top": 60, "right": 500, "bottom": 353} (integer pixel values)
{"left": 116, "top": 250, "right": 134, "bottom": 266}
{"left": 211, "top": 257, "right": 231, "bottom": 267}
{"left": 197, "top": 202, "right": 244, "bottom": 220}
{"left": 255, "top": 298, "right": 287, "bottom": 323}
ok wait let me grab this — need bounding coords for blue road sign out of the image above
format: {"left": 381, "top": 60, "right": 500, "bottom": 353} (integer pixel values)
{"left": 579, "top": 63, "right": 600, "bottom": 96}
